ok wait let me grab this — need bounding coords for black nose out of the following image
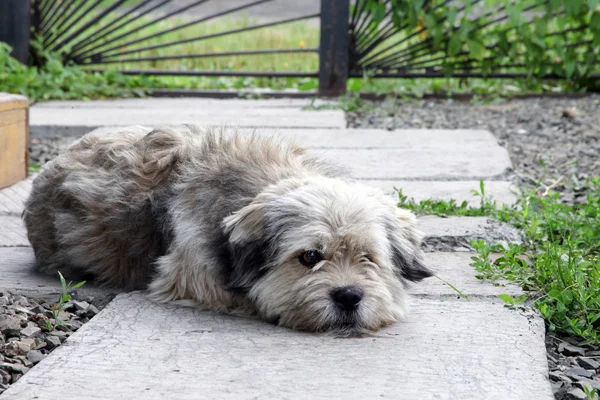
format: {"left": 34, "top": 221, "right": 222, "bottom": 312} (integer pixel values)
{"left": 331, "top": 287, "right": 363, "bottom": 312}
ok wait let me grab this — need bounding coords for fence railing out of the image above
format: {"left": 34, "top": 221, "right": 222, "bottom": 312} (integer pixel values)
{"left": 1, "top": 0, "right": 599, "bottom": 97}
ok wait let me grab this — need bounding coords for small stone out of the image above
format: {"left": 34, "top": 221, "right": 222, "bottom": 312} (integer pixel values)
{"left": 66, "top": 320, "right": 83, "bottom": 330}
{"left": 561, "top": 107, "right": 577, "bottom": 119}
{"left": 16, "top": 338, "right": 36, "bottom": 354}
{"left": 549, "top": 371, "right": 571, "bottom": 382}
{"left": 20, "top": 323, "right": 42, "bottom": 338}
{"left": 86, "top": 304, "right": 100, "bottom": 317}
{"left": 13, "top": 356, "right": 33, "bottom": 368}
{"left": 565, "top": 387, "right": 587, "bottom": 400}
{"left": 517, "top": 129, "right": 528, "bottom": 135}
{"left": 565, "top": 367, "right": 595, "bottom": 379}
{"left": 3, "top": 327, "right": 22, "bottom": 339}
{"left": 2, "top": 342, "right": 20, "bottom": 357}
{"left": 0, "top": 362, "right": 29, "bottom": 374}
{"left": 577, "top": 357, "right": 600, "bottom": 370}
{"left": 60, "top": 302, "right": 75, "bottom": 312}
{"left": 10, "top": 306, "right": 33, "bottom": 316}
{"left": 0, "top": 369, "right": 9, "bottom": 384}
{"left": 30, "top": 305, "right": 45, "bottom": 314}
{"left": 55, "top": 323, "right": 72, "bottom": 332}
{"left": 28, "top": 313, "right": 47, "bottom": 324}
{"left": 14, "top": 296, "right": 29, "bottom": 307}
{"left": 559, "top": 342, "right": 587, "bottom": 356}
{"left": 0, "top": 315, "right": 23, "bottom": 334}
{"left": 27, "top": 350, "right": 46, "bottom": 364}
{"left": 44, "top": 336, "right": 61, "bottom": 350}
{"left": 49, "top": 330, "right": 67, "bottom": 338}
{"left": 72, "top": 300, "right": 90, "bottom": 312}
{"left": 32, "top": 338, "right": 46, "bottom": 350}
{"left": 11, "top": 373, "right": 23, "bottom": 382}
{"left": 550, "top": 381, "right": 564, "bottom": 394}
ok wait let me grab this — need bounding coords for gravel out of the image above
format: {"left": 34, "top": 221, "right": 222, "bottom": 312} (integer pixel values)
{"left": 0, "top": 288, "right": 112, "bottom": 394}
{"left": 547, "top": 333, "right": 600, "bottom": 400}
{"left": 347, "top": 95, "right": 600, "bottom": 203}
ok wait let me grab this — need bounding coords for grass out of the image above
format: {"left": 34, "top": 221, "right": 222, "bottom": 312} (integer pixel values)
{"left": 397, "top": 179, "right": 600, "bottom": 345}
{"left": 0, "top": 42, "right": 154, "bottom": 103}
{"left": 43, "top": 272, "right": 86, "bottom": 331}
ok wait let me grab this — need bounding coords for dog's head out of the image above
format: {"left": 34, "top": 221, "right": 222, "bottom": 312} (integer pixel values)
{"left": 222, "top": 177, "right": 433, "bottom": 333}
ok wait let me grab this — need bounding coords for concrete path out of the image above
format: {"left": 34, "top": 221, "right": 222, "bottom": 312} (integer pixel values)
{"left": 1, "top": 98, "right": 551, "bottom": 399}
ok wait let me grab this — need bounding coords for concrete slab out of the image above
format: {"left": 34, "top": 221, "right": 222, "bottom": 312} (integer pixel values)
{"left": 416, "top": 252, "right": 523, "bottom": 298}
{"left": 1, "top": 292, "right": 552, "bottom": 400}
{"left": 0, "top": 248, "right": 58, "bottom": 292}
{"left": 30, "top": 107, "right": 346, "bottom": 135}
{"left": 0, "top": 216, "right": 28, "bottom": 247}
{"left": 32, "top": 98, "right": 330, "bottom": 109}
{"left": 266, "top": 128, "right": 504, "bottom": 149}
{"left": 323, "top": 148, "right": 510, "bottom": 179}
{"left": 419, "top": 216, "right": 522, "bottom": 252}
{"left": 364, "top": 180, "right": 519, "bottom": 207}
{"left": 0, "top": 175, "right": 33, "bottom": 216}
{"left": 0, "top": 248, "right": 115, "bottom": 298}
{"left": 80, "top": 127, "right": 512, "bottom": 180}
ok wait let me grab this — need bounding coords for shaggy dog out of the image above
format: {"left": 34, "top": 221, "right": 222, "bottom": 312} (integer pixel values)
{"left": 23, "top": 125, "right": 433, "bottom": 333}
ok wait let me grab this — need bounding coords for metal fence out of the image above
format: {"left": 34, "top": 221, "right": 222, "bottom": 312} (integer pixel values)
{"left": 1, "top": 0, "right": 598, "bottom": 96}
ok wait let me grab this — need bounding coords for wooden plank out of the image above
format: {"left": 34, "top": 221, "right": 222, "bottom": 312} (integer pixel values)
{"left": 0, "top": 93, "right": 28, "bottom": 112}
{"left": 0, "top": 107, "right": 29, "bottom": 188}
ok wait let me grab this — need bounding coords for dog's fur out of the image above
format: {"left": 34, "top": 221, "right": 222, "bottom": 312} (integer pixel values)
{"left": 23, "top": 125, "right": 433, "bottom": 333}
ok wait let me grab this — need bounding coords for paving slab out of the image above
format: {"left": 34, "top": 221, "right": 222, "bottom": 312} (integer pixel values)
{"left": 0, "top": 248, "right": 60, "bottom": 293}
{"left": 81, "top": 127, "right": 512, "bottom": 180}
{"left": 0, "top": 175, "right": 34, "bottom": 216}
{"left": 30, "top": 104, "right": 345, "bottom": 135}
{"left": 365, "top": 180, "right": 519, "bottom": 206}
{"left": 1, "top": 292, "right": 552, "bottom": 400}
{"left": 419, "top": 216, "right": 522, "bottom": 252}
{"left": 0, "top": 215, "right": 28, "bottom": 247}
{"left": 32, "top": 98, "right": 331, "bottom": 109}
{"left": 415, "top": 252, "right": 523, "bottom": 298}
{"left": 0, "top": 248, "right": 115, "bottom": 298}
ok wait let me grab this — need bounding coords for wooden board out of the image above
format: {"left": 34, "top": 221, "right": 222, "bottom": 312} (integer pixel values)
{"left": 0, "top": 93, "right": 29, "bottom": 189}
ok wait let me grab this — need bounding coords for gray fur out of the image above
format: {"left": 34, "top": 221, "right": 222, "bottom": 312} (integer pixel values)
{"left": 23, "top": 125, "right": 432, "bottom": 333}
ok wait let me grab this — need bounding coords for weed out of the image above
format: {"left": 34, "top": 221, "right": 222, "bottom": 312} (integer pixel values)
{"left": 28, "top": 162, "right": 42, "bottom": 174}
{"left": 397, "top": 179, "right": 600, "bottom": 344}
{"left": 43, "top": 272, "right": 86, "bottom": 331}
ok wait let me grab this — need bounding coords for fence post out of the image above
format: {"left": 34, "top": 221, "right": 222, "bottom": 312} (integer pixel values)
{"left": 0, "top": 0, "right": 31, "bottom": 64}
{"left": 318, "top": 0, "right": 350, "bottom": 97}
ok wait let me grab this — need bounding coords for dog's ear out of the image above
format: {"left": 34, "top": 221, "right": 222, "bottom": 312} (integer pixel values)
{"left": 388, "top": 208, "right": 434, "bottom": 282}
{"left": 221, "top": 197, "right": 273, "bottom": 292}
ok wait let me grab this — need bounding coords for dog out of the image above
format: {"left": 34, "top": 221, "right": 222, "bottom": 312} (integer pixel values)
{"left": 23, "top": 125, "right": 433, "bottom": 333}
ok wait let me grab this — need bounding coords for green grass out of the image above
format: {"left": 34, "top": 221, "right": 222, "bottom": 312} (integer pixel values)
{"left": 0, "top": 42, "right": 154, "bottom": 103}
{"left": 398, "top": 179, "right": 600, "bottom": 345}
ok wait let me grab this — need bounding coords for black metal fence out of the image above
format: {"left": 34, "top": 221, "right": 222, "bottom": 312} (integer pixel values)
{"left": 1, "top": 0, "right": 599, "bottom": 96}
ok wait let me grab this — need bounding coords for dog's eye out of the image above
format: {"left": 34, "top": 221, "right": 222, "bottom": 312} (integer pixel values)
{"left": 299, "top": 250, "right": 323, "bottom": 268}
{"left": 363, "top": 255, "right": 375, "bottom": 263}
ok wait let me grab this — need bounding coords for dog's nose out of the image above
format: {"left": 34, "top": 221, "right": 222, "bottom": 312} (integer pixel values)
{"left": 331, "top": 287, "right": 363, "bottom": 312}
